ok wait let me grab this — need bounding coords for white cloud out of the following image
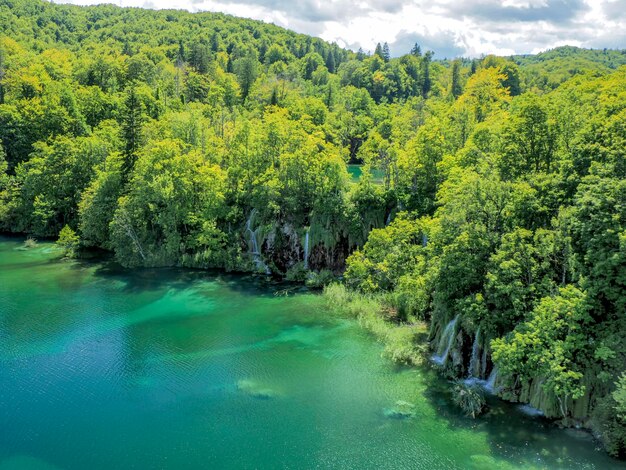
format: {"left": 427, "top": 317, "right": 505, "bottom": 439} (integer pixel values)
{"left": 57, "top": 0, "right": 625, "bottom": 57}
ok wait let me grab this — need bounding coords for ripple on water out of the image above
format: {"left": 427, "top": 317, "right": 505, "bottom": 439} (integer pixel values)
{"left": 0, "top": 455, "right": 62, "bottom": 470}
{"left": 1, "top": 238, "right": 625, "bottom": 470}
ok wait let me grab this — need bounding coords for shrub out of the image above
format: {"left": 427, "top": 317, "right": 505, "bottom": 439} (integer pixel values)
{"left": 56, "top": 225, "right": 80, "bottom": 258}
{"left": 452, "top": 381, "right": 486, "bottom": 418}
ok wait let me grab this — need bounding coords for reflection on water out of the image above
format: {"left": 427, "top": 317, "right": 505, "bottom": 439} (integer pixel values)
{"left": 0, "top": 237, "right": 623, "bottom": 469}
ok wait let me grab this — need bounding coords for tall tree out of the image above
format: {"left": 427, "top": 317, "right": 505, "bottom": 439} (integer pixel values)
{"left": 374, "top": 43, "right": 384, "bottom": 60}
{"left": 234, "top": 54, "right": 259, "bottom": 102}
{"left": 382, "top": 42, "right": 391, "bottom": 63}
{"left": 325, "top": 51, "right": 336, "bottom": 73}
{"left": 0, "top": 47, "right": 5, "bottom": 105}
{"left": 421, "top": 51, "right": 433, "bottom": 98}
{"left": 122, "top": 85, "right": 144, "bottom": 176}
{"left": 450, "top": 59, "right": 463, "bottom": 99}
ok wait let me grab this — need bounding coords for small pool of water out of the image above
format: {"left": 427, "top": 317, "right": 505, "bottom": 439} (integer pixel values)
{"left": 347, "top": 164, "right": 384, "bottom": 184}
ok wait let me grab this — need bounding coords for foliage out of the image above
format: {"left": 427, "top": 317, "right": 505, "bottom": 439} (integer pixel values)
{"left": 451, "top": 381, "right": 486, "bottom": 418}
{"left": 56, "top": 224, "right": 79, "bottom": 258}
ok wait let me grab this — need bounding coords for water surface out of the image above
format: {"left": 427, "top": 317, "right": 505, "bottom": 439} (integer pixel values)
{"left": 347, "top": 164, "right": 384, "bottom": 184}
{"left": 0, "top": 237, "right": 623, "bottom": 469}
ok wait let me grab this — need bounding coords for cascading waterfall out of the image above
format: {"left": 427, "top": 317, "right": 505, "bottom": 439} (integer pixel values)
{"left": 431, "top": 315, "right": 459, "bottom": 365}
{"left": 303, "top": 228, "right": 310, "bottom": 269}
{"left": 468, "top": 327, "right": 481, "bottom": 378}
{"left": 246, "top": 210, "right": 270, "bottom": 275}
{"left": 385, "top": 213, "right": 392, "bottom": 226}
{"left": 480, "top": 349, "right": 488, "bottom": 380}
{"left": 485, "top": 366, "right": 499, "bottom": 394}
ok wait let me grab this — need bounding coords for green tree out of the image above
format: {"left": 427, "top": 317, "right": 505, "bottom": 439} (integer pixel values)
{"left": 121, "top": 85, "right": 144, "bottom": 176}
{"left": 492, "top": 286, "right": 591, "bottom": 417}
{"left": 234, "top": 54, "right": 259, "bottom": 102}
{"left": 450, "top": 60, "right": 463, "bottom": 99}
{"left": 56, "top": 224, "right": 80, "bottom": 258}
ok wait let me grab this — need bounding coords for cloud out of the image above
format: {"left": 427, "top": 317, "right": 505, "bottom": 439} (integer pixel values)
{"left": 57, "top": 0, "right": 626, "bottom": 58}
{"left": 389, "top": 30, "right": 466, "bottom": 59}
{"left": 447, "top": 0, "right": 589, "bottom": 24}
{"left": 602, "top": 0, "right": 626, "bottom": 20}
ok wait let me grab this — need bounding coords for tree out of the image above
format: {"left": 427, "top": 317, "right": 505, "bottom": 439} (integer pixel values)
{"left": 56, "top": 225, "right": 80, "bottom": 258}
{"left": 382, "top": 43, "right": 391, "bottom": 63}
{"left": 492, "top": 286, "right": 591, "bottom": 418}
{"left": 11, "top": 135, "right": 111, "bottom": 236}
{"left": 374, "top": 43, "right": 384, "bottom": 60}
{"left": 110, "top": 139, "right": 227, "bottom": 267}
{"left": 0, "top": 46, "right": 5, "bottom": 105}
{"left": 450, "top": 60, "right": 463, "bottom": 99}
{"left": 325, "top": 51, "right": 336, "bottom": 73}
{"left": 79, "top": 152, "right": 124, "bottom": 248}
{"left": 234, "top": 54, "right": 258, "bottom": 102}
{"left": 421, "top": 51, "right": 433, "bottom": 98}
{"left": 456, "top": 67, "right": 510, "bottom": 123}
{"left": 614, "top": 374, "right": 626, "bottom": 422}
{"left": 189, "top": 42, "right": 210, "bottom": 74}
{"left": 500, "top": 96, "right": 554, "bottom": 177}
{"left": 122, "top": 85, "right": 144, "bottom": 176}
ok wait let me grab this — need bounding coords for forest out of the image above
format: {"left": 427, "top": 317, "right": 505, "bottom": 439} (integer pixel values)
{"left": 1, "top": 0, "right": 626, "bottom": 458}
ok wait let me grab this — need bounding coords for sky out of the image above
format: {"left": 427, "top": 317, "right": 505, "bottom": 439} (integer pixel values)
{"left": 57, "top": 0, "right": 626, "bottom": 58}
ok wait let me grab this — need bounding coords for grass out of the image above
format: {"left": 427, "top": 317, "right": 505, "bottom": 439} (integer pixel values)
{"left": 323, "top": 283, "right": 428, "bottom": 365}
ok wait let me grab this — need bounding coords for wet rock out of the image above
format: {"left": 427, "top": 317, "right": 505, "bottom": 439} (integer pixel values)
{"left": 236, "top": 379, "right": 279, "bottom": 400}
{"left": 383, "top": 400, "right": 416, "bottom": 420}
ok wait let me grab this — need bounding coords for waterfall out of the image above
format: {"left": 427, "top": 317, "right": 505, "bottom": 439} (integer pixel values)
{"left": 431, "top": 315, "right": 459, "bottom": 365}
{"left": 485, "top": 366, "right": 499, "bottom": 394}
{"left": 385, "top": 212, "right": 392, "bottom": 226}
{"left": 422, "top": 234, "right": 428, "bottom": 247}
{"left": 303, "top": 228, "right": 310, "bottom": 269}
{"left": 480, "top": 348, "right": 488, "bottom": 379}
{"left": 246, "top": 210, "right": 270, "bottom": 275}
{"left": 468, "top": 327, "right": 481, "bottom": 378}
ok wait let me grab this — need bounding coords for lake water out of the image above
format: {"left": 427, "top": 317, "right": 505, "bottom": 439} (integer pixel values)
{"left": 347, "top": 164, "right": 384, "bottom": 184}
{"left": 0, "top": 237, "right": 624, "bottom": 469}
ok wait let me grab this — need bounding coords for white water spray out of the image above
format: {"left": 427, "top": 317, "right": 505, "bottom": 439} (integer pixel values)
{"left": 303, "top": 227, "right": 310, "bottom": 270}
{"left": 246, "top": 210, "right": 270, "bottom": 275}
{"left": 432, "top": 315, "right": 459, "bottom": 365}
{"left": 485, "top": 366, "right": 499, "bottom": 394}
{"left": 468, "top": 327, "right": 481, "bottom": 378}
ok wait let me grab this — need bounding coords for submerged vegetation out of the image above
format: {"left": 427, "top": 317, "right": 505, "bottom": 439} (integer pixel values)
{"left": 452, "top": 381, "right": 487, "bottom": 418}
{"left": 1, "top": 0, "right": 626, "bottom": 458}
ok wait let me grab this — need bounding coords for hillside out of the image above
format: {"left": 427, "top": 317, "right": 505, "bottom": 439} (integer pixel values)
{"left": 512, "top": 45, "right": 626, "bottom": 89}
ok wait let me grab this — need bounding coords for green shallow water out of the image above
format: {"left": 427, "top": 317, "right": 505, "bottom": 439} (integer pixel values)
{"left": 0, "top": 237, "right": 624, "bottom": 470}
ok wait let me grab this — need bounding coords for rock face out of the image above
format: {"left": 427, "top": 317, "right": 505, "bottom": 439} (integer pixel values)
{"left": 241, "top": 216, "right": 354, "bottom": 275}
{"left": 428, "top": 315, "right": 594, "bottom": 425}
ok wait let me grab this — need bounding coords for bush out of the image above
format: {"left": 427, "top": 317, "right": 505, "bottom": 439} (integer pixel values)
{"left": 593, "top": 393, "right": 626, "bottom": 458}
{"left": 305, "top": 269, "right": 337, "bottom": 289}
{"left": 56, "top": 225, "right": 80, "bottom": 258}
{"left": 23, "top": 237, "right": 37, "bottom": 249}
{"left": 452, "top": 380, "right": 486, "bottom": 418}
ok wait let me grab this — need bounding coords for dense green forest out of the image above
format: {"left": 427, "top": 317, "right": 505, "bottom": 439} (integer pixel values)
{"left": 1, "top": 0, "right": 626, "bottom": 458}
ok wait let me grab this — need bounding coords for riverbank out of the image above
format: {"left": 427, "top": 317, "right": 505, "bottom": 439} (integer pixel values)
{"left": 323, "top": 283, "right": 428, "bottom": 366}
{"left": 322, "top": 282, "right": 626, "bottom": 462}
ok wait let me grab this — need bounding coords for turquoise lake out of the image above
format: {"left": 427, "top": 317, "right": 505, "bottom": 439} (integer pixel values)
{"left": 0, "top": 237, "right": 624, "bottom": 469}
